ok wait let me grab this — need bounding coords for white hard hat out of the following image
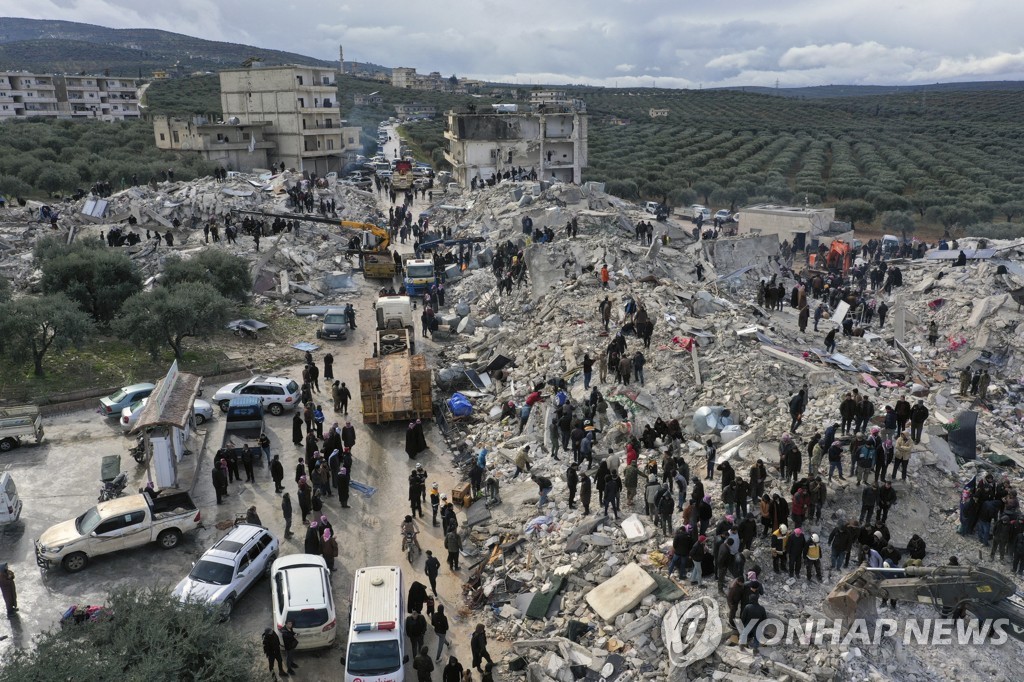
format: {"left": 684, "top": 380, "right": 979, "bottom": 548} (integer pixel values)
{"left": 778, "top": 524, "right": 789, "bottom": 534}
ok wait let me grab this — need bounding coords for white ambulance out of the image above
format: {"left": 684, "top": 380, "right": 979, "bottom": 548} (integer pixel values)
{"left": 344, "top": 566, "right": 407, "bottom": 682}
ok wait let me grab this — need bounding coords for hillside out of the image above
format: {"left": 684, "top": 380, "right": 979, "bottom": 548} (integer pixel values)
{"left": 0, "top": 17, "right": 335, "bottom": 75}
{"left": 721, "top": 80, "right": 1024, "bottom": 99}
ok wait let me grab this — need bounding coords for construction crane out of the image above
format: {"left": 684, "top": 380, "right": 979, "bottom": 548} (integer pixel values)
{"left": 231, "top": 209, "right": 398, "bottom": 278}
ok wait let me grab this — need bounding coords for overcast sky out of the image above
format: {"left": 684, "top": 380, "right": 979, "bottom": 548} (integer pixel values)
{"left": 5, "top": 1, "right": 1024, "bottom": 88}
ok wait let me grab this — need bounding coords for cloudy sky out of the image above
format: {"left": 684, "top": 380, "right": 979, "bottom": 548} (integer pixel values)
{"left": 5, "top": 0, "right": 1024, "bottom": 87}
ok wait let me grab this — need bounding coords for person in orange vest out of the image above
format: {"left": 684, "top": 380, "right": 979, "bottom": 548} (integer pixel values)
{"left": 600, "top": 264, "right": 609, "bottom": 289}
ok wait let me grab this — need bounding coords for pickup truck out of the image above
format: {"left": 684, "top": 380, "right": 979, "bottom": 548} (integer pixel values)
{"left": 0, "top": 404, "right": 44, "bottom": 452}
{"left": 35, "top": 491, "right": 201, "bottom": 572}
{"left": 674, "top": 204, "right": 711, "bottom": 223}
{"left": 218, "top": 396, "right": 266, "bottom": 468}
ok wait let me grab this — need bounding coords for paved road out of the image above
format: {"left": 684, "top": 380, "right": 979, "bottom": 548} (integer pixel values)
{"left": 0, "top": 128, "right": 476, "bottom": 679}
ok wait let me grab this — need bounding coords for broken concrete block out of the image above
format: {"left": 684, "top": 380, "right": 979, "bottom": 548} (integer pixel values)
{"left": 482, "top": 313, "right": 502, "bottom": 328}
{"left": 585, "top": 563, "right": 657, "bottom": 622}
{"left": 457, "top": 317, "right": 476, "bottom": 334}
{"left": 620, "top": 514, "right": 649, "bottom": 543}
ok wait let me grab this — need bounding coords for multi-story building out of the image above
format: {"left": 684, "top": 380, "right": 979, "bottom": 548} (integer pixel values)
{"left": 152, "top": 115, "right": 274, "bottom": 172}
{"left": 0, "top": 71, "right": 140, "bottom": 122}
{"left": 444, "top": 101, "right": 588, "bottom": 186}
{"left": 54, "top": 75, "right": 141, "bottom": 120}
{"left": 394, "top": 102, "right": 437, "bottom": 119}
{"left": 391, "top": 67, "right": 417, "bottom": 89}
{"left": 220, "top": 64, "right": 342, "bottom": 176}
{"left": 0, "top": 72, "right": 61, "bottom": 119}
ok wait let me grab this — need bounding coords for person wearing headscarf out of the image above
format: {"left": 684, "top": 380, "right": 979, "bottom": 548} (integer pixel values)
{"left": 320, "top": 528, "right": 338, "bottom": 571}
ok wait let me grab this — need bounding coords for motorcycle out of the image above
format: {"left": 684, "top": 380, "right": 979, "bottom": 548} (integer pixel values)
{"left": 98, "top": 471, "right": 128, "bottom": 502}
{"left": 129, "top": 435, "right": 146, "bottom": 464}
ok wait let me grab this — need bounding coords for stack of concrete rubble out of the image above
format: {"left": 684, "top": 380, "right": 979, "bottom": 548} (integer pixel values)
{"left": 0, "top": 174, "right": 384, "bottom": 305}
{"left": 412, "top": 181, "right": 1024, "bottom": 681}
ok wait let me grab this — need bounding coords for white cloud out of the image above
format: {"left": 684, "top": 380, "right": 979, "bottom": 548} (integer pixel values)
{"left": 2, "top": 1, "right": 1024, "bottom": 87}
{"left": 705, "top": 47, "right": 768, "bottom": 71}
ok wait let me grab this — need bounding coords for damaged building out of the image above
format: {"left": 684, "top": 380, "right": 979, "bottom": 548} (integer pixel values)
{"left": 444, "top": 100, "right": 588, "bottom": 186}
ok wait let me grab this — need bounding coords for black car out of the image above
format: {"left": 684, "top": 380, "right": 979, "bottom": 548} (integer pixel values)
{"left": 316, "top": 308, "right": 348, "bottom": 341}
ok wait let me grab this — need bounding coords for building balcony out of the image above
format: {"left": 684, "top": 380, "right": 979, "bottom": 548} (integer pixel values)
{"left": 296, "top": 83, "right": 336, "bottom": 92}
{"left": 543, "top": 157, "right": 576, "bottom": 168}
{"left": 300, "top": 148, "right": 342, "bottom": 158}
{"left": 298, "top": 105, "right": 338, "bottom": 114}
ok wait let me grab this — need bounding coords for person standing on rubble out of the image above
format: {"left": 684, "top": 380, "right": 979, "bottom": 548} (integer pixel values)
{"left": 798, "top": 304, "right": 809, "bottom": 333}
{"left": 704, "top": 440, "right": 717, "bottom": 480}
{"left": 600, "top": 264, "right": 609, "bottom": 289}
{"left": 909, "top": 400, "right": 929, "bottom": 444}
{"left": 978, "top": 370, "right": 991, "bottom": 401}
{"left": 927, "top": 320, "right": 939, "bottom": 346}
{"left": 814, "top": 302, "right": 825, "bottom": 332}
{"left": 824, "top": 327, "right": 837, "bottom": 354}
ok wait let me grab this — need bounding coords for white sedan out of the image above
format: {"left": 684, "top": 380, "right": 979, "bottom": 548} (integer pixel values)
{"left": 120, "top": 397, "right": 214, "bottom": 433}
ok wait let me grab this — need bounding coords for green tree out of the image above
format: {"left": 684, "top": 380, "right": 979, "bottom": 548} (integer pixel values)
{"left": 0, "top": 174, "right": 31, "bottom": 198}
{"left": 116, "top": 283, "right": 232, "bottom": 360}
{"left": 1000, "top": 200, "right": 1024, "bottom": 222}
{"left": 881, "top": 211, "right": 916, "bottom": 241}
{"left": 37, "top": 238, "right": 143, "bottom": 324}
{"left": 0, "top": 587, "right": 265, "bottom": 682}
{"left": 711, "top": 186, "right": 749, "bottom": 212}
{"left": 36, "top": 165, "right": 80, "bottom": 195}
{"left": 692, "top": 180, "right": 720, "bottom": 205}
{"left": 0, "top": 276, "right": 10, "bottom": 303}
{"left": 0, "top": 294, "right": 93, "bottom": 376}
{"left": 162, "top": 251, "right": 251, "bottom": 302}
{"left": 835, "top": 199, "right": 876, "bottom": 229}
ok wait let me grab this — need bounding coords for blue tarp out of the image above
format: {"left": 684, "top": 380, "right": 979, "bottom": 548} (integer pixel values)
{"left": 447, "top": 392, "right": 473, "bottom": 417}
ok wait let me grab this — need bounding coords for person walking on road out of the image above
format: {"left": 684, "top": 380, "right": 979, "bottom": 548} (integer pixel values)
{"left": 405, "top": 609, "right": 428, "bottom": 657}
{"left": 432, "top": 604, "right": 451, "bottom": 662}
{"left": 413, "top": 646, "right": 434, "bottom": 682}
{"left": 471, "top": 623, "right": 494, "bottom": 672}
{"left": 424, "top": 550, "right": 441, "bottom": 596}
{"left": 445, "top": 529, "right": 462, "bottom": 571}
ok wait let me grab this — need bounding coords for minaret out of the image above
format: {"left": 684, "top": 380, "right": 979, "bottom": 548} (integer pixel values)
{"left": 339, "top": 45, "right": 344, "bottom": 75}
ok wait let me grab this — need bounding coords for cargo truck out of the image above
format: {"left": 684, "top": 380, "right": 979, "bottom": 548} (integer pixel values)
{"left": 359, "top": 325, "right": 431, "bottom": 425}
{"left": 0, "top": 404, "right": 44, "bottom": 452}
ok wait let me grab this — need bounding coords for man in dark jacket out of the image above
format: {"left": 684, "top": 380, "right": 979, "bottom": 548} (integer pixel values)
{"left": 856, "top": 397, "right": 874, "bottom": 434}
{"left": 658, "top": 488, "right": 675, "bottom": 535}
{"left": 907, "top": 534, "right": 926, "bottom": 561}
{"left": 413, "top": 646, "right": 434, "bottom": 682}
{"left": 1012, "top": 531, "right": 1024, "bottom": 575}
{"left": 262, "top": 628, "right": 288, "bottom": 677}
{"left": 860, "top": 483, "right": 878, "bottom": 524}
{"left": 839, "top": 393, "right": 857, "bottom": 435}
{"left": 212, "top": 465, "right": 228, "bottom": 505}
{"left": 877, "top": 481, "right": 897, "bottom": 523}
{"left": 270, "top": 455, "right": 285, "bottom": 493}
{"left": 566, "top": 463, "right": 579, "bottom": 509}
{"left": 405, "top": 609, "right": 428, "bottom": 657}
{"left": 789, "top": 389, "right": 806, "bottom": 432}
{"left": 909, "top": 400, "right": 929, "bottom": 443}
{"left": 281, "top": 622, "right": 299, "bottom": 673}
{"left": 740, "top": 595, "right": 767, "bottom": 651}
{"left": 894, "top": 395, "right": 911, "bottom": 435}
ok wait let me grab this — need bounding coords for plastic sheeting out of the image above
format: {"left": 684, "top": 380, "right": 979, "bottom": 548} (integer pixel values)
{"left": 692, "top": 406, "right": 734, "bottom": 435}
{"left": 447, "top": 392, "right": 473, "bottom": 417}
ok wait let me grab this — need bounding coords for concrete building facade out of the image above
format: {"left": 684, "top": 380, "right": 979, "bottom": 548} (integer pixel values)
{"left": 152, "top": 115, "right": 274, "bottom": 172}
{"left": 0, "top": 72, "right": 140, "bottom": 121}
{"left": 444, "top": 102, "right": 588, "bottom": 186}
{"left": 220, "top": 64, "right": 342, "bottom": 176}
{"left": 735, "top": 204, "right": 837, "bottom": 251}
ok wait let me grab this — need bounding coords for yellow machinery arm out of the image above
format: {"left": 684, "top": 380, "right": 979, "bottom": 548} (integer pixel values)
{"left": 231, "top": 209, "right": 390, "bottom": 252}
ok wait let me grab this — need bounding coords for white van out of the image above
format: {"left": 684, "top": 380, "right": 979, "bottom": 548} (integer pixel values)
{"left": 344, "top": 566, "right": 406, "bottom": 682}
{"left": 0, "top": 473, "right": 22, "bottom": 524}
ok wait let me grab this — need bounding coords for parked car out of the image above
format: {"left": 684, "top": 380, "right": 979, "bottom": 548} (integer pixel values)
{"left": 35, "top": 491, "right": 201, "bottom": 572}
{"left": 99, "top": 383, "right": 155, "bottom": 418}
{"left": 211, "top": 376, "right": 301, "bottom": 416}
{"left": 270, "top": 554, "right": 337, "bottom": 649}
{"left": 173, "top": 523, "right": 278, "bottom": 620}
{"left": 714, "top": 209, "right": 734, "bottom": 223}
{"left": 120, "top": 397, "right": 214, "bottom": 433}
{"left": 316, "top": 308, "right": 348, "bottom": 341}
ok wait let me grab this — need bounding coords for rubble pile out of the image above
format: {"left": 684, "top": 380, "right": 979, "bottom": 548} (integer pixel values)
{"left": 0, "top": 173, "right": 384, "bottom": 304}
{"left": 411, "top": 181, "right": 1024, "bottom": 681}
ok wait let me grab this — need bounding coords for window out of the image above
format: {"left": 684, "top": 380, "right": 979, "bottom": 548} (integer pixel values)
{"left": 325, "top": 118, "right": 332, "bottom": 128}
{"left": 172, "top": 131, "right": 179, "bottom": 143}
{"left": 322, "top": 76, "right": 330, "bottom": 85}
{"left": 296, "top": 75, "right": 304, "bottom": 85}
{"left": 217, "top": 133, "right": 226, "bottom": 142}
{"left": 159, "top": 133, "right": 165, "bottom": 141}
{"left": 257, "top": 534, "right": 273, "bottom": 551}
{"left": 327, "top": 139, "right": 334, "bottom": 150}
{"left": 298, "top": 98, "right": 305, "bottom": 108}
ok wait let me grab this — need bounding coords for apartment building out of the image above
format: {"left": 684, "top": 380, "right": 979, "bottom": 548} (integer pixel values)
{"left": 444, "top": 102, "right": 588, "bottom": 186}
{"left": 220, "top": 64, "right": 342, "bottom": 176}
{"left": 0, "top": 72, "right": 60, "bottom": 120}
{"left": 54, "top": 75, "right": 141, "bottom": 120}
{"left": 152, "top": 115, "right": 274, "bottom": 172}
{"left": 0, "top": 72, "right": 140, "bottom": 122}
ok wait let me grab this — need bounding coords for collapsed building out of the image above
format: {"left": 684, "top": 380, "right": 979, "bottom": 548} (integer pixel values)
{"left": 2, "top": 173, "right": 1024, "bottom": 681}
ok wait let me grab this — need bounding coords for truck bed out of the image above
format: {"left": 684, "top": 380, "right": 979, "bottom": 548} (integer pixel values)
{"left": 359, "top": 354, "right": 432, "bottom": 424}
{"left": 150, "top": 492, "right": 197, "bottom": 516}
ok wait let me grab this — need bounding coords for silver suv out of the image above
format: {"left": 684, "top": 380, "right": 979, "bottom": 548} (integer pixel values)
{"left": 212, "top": 376, "right": 301, "bottom": 416}
{"left": 172, "top": 523, "right": 278, "bottom": 620}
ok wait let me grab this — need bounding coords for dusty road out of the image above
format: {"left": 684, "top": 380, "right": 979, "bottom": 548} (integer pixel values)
{"left": 0, "top": 127, "right": 480, "bottom": 681}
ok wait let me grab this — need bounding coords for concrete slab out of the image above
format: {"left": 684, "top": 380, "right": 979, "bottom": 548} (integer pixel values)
{"left": 585, "top": 562, "right": 657, "bottom": 622}
{"left": 620, "top": 514, "right": 649, "bottom": 543}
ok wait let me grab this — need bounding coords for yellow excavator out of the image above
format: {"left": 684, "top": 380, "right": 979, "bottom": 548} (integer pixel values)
{"left": 825, "top": 565, "right": 1024, "bottom": 642}
{"left": 231, "top": 209, "right": 398, "bottom": 279}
